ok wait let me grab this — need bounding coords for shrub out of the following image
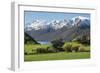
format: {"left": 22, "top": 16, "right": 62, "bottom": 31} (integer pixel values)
{"left": 51, "top": 38, "right": 64, "bottom": 51}
{"left": 71, "top": 44, "right": 81, "bottom": 52}
{"left": 75, "top": 35, "right": 90, "bottom": 45}
{"left": 57, "top": 47, "right": 64, "bottom": 52}
{"left": 78, "top": 46, "right": 85, "bottom": 52}
{"left": 62, "top": 43, "right": 72, "bottom": 52}
{"left": 47, "top": 47, "right": 56, "bottom": 53}
{"left": 78, "top": 46, "right": 90, "bottom": 52}
{"left": 36, "top": 48, "right": 48, "bottom": 53}
{"left": 24, "top": 51, "right": 28, "bottom": 55}
{"left": 36, "top": 47, "right": 57, "bottom": 53}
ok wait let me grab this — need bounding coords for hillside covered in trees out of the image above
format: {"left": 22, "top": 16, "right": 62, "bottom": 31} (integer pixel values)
{"left": 24, "top": 32, "right": 39, "bottom": 44}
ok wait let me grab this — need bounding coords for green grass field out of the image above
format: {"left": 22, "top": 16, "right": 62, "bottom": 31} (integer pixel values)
{"left": 24, "top": 42, "right": 90, "bottom": 62}
{"left": 24, "top": 44, "right": 51, "bottom": 54}
{"left": 24, "top": 44, "right": 50, "bottom": 51}
{"left": 24, "top": 52, "right": 90, "bottom": 61}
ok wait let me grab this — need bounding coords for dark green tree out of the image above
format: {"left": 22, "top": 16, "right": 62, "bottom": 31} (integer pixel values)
{"left": 51, "top": 38, "right": 64, "bottom": 52}
{"left": 24, "top": 32, "right": 39, "bottom": 44}
{"left": 77, "top": 34, "right": 90, "bottom": 45}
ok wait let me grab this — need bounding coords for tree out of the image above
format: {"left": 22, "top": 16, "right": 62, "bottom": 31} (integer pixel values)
{"left": 77, "top": 34, "right": 90, "bottom": 45}
{"left": 51, "top": 38, "right": 64, "bottom": 52}
{"left": 24, "top": 32, "right": 39, "bottom": 44}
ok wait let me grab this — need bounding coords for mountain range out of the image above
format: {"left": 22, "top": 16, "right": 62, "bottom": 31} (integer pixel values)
{"left": 25, "top": 16, "right": 90, "bottom": 42}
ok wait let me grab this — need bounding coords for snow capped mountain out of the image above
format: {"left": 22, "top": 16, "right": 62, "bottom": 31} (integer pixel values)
{"left": 72, "top": 16, "right": 90, "bottom": 26}
{"left": 25, "top": 20, "right": 49, "bottom": 31}
{"left": 31, "top": 20, "right": 48, "bottom": 30}
{"left": 25, "top": 16, "right": 90, "bottom": 31}
{"left": 25, "top": 23, "right": 33, "bottom": 31}
{"left": 72, "top": 16, "right": 89, "bottom": 21}
{"left": 49, "top": 19, "right": 73, "bottom": 30}
{"left": 49, "top": 20, "right": 67, "bottom": 30}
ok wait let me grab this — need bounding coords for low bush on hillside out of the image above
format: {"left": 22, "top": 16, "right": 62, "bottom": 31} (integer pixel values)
{"left": 71, "top": 43, "right": 81, "bottom": 52}
{"left": 62, "top": 43, "right": 72, "bottom": 52}
{"left": 47, "top": 47, "right": 56, "bottom": 53}
{"left": 63, "top": 42, "right": 88, "bottom": 52}
{"left": 78, "top": 46, "right": 86, "bottom": 52}
{"left": 24, "top": 41, "right": 90, "bottom": 55}
{"left": 73, "top": 35, "right": 90, "bottom": 45}
{"left": 78, "top": 46, "right": 90, "bottom": 52}
{"left": 36, "top": 48, "right": 48, "bottom": 53}
{"left": 36, "top": 47, "right": 57, "bottom": 53}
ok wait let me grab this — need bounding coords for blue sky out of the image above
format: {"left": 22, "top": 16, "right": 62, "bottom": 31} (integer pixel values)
{"left": 24, "top": 11, "right": 90, "bottom": 25}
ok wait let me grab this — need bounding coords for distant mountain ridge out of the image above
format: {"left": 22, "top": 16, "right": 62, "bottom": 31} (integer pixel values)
{"left": 25, "top": 16, "right": 90, "bottom": 42}
{"left": 25, "top": 16, "right": 90, "bottom": 31}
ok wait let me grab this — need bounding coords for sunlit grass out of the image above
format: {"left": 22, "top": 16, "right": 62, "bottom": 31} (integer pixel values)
{"left": 24, "top": 52, "right": 90, "bottom": 61}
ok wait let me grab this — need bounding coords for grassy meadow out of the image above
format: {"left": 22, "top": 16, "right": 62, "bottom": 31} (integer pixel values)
{"left": 24, "top": 42, "right": 90, "bottom": 61}
{"left": 25, "top": 52, "right": 90, "bottom": 61}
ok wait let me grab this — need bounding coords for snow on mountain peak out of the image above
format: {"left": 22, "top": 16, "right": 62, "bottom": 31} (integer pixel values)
{"left": 50, "top": 20, "right": 63, "bottom": 30}
{"left": 25, "top": 16, "right": 90, "bottom": 31}
{"left": 25, "top": 19, "right": 49, "bottom": 31}
{"left": 72, "top": 16, "right": 89, "bottom": 21}
{"left": 72, "top": 16, "right": 90, "bottom": 26}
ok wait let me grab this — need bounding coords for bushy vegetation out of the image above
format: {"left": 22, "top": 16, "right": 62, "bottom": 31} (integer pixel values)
{"left": 62, "top": 43, "right": 72, "bottom": 52}
{"left": 24, "top": 36, "right": 90, "bottom": 55}
{"left": 73, "top": 34, "right": 90, "bottom": 45}
{"left": 24, "top": 41, "right": 90, "bottom": 61}
{"left": 51, "top": 38, "right": 64, "bottom": 52}
{"left": 62, "top": 42, "right": 89, "bottom": 52}
{"left": 47, "top": 47, "right": 56, "bottom": 53}
{"left": 78, "top": 46, "right": 86, "bottom": 52}
{"left": 78, "top": 46, "right": 90, "bottom": 52}
{"left": 36, "top": 46, "right": 56, "bottom": 53}
{"left": 36, "top": 48, "right": 48, "bottom": 53}
{"left": 71, "top": 43, "right": 81, "bottom": 52}
{"left": 25, "top": 42, "right": 90, "bottom": 55}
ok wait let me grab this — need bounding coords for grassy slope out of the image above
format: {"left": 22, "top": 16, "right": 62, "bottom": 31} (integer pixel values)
{"left": 24, "top": 44, "right": 51, "bottom": 52}
{"left": 24, "top": 43, "right": 90, "bottom": 61}
{"left": 24, "top": 52, "right": 90, "bottom": 61}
